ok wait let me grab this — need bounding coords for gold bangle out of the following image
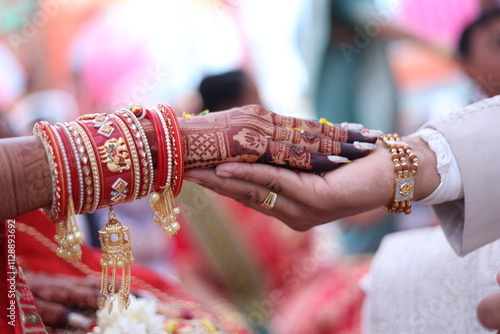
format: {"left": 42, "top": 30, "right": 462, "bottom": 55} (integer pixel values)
{"left": 379, "top": 133, "right": 418, "bottom": 214}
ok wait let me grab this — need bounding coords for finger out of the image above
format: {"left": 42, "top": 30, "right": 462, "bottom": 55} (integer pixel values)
{"left": 183, "top": 168, "right": 311, "bottom": 230}
{"left": 34, "top": 284, "right": 99, "bottom": 309}
{"left": 259, "top": 138, "right": 349, "bottom": 172}
{"left": 33, "top": 298, "right": 70, "bottom": 328}
{"left": 269, "top": 112, "right": 379, "bottom": 143}
{"left": 187, "top": 163, "right": 317, "bottom": 203}
{"left": 270, "top": 127, "right": 376, "bottom": 159}
{"left": 236, "top": 105, "right": 379, "bottom": 143}
{"left": 477, "top": 292, "right": 500, "bottom": 330}
{"left": 34, "top": 298, "right": 92, "bottom": 329}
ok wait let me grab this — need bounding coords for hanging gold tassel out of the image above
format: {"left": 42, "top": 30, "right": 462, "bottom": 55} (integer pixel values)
{"left": 150, "top": 186, "right": 181, "bottom": 237}
{"left": 55, "top": 197, "right": 84, "bottom": 261}
{"left": 97, "top": 207, "right": 134, "bottom": 313}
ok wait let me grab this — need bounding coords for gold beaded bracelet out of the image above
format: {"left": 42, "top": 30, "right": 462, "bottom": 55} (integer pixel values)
{"left": 379, "top": 133, "right": 419, "bottom": 214}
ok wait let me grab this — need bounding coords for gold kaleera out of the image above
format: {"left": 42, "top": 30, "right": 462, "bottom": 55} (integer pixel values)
{"left": 97, "top": 207, "right": 134, "bottom": 313}
{"left": 150, "top": 185, "right": 181, "bottom": 237}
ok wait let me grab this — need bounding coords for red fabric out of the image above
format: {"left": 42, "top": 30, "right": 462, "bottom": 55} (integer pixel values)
{"left": 14, "top": 210, "right": 189, "bottom": 301}
{"left": 0, "top": 220, "right": 45, "bottom": 334}
{"left": 0, "top": 210, "right": 252, "bottom": 333}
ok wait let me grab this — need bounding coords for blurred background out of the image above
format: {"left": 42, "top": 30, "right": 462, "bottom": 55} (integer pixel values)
{"left": 1, "top": 0, "right": 496, "bottom": 332}
{"left": 0, "top": 0, "right": 484, "bottom": 129}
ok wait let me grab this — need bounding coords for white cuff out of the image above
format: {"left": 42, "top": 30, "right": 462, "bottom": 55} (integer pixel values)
{"left": 414, "top": 128, "right": 464, "bottom": 205}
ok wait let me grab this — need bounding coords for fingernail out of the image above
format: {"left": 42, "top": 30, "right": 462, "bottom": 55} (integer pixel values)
{"left": 215, "top": 171, "right": 234, "bottom": 178}
{"left": 184, "top": 177, "right": 203, "bottom": 184}
{"left": 327, "top": 156, "right": 350, "bottom": 163}
{"left": 353, "top": 141, "right": 377, "bottom": 150}
{"left": 341, "top": 122, "right": 364, "bottom": 131}
{"left": 361, "top": 129, "right": 384, "bottom": 138}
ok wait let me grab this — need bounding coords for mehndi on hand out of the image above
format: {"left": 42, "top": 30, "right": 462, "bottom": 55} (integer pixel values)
{"left": 180, "top": 105, "right": 380, "bottom": 172}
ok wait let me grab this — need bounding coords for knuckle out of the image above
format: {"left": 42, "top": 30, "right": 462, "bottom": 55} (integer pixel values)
{"left": 242, "top": 104, "right": 268, "bottom": 116}
{"left": 234, "top": 188, "right": 261, "bottom": 205}
{"left": 264, "top": 177, "right": 283, "bottom": 194}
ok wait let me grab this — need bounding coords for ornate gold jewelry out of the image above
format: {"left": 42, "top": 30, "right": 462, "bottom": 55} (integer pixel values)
{"left": 260, "top": 191, "right": 278, "bottom": 209}
{"left": 148, "top": 107, "right": 181, "bottom": 237}
{"left": 379, "top": 133, "right": 418, "bottom": 214}
{"left": 97, "top": 207, "right": 134, "bottom": 313}
{"left": 150, "top": 188, "right": 181, "bottom": 237}
{"left": 98, "top": 137, "right": 131, "bottom": 173}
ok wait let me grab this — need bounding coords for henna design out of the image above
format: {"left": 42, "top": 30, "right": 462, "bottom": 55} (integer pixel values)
{"left": 273, "top": 128, "right": 293, "bottom": 143}
{"left": 248, "top": 104, "right": 269, "bottom": 116}
{"left": 231, "top": 115, "right": 274, "bottom": 135}
{"left": 0, "top": 137, "right": 52, "bottom": 220}
{"left": 301, "top": 119, "right": 323, "bottom": 130}
{"left": 235, "top": 128, "right": 267, "bottom": 154}
{"left": 319, "top": 140, "right": 341, "bottom": 155}
{"left": 179, "top": 104, "right": 376, "bottom": 172}
{"left": 184, "top": 132, "right": 231, "bottom": 169}
{"left": 281, "top": 145, "right": 310, "bottom": 170}
{"left": 322, "top": 124, "right": 348, "bottom": 142}
{"left": 292, "top": 130, "right": 317, "bottom": 147}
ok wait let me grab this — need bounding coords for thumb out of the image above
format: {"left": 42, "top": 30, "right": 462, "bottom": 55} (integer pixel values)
{"left": 478, "top": 292, "right": 500, "bottom": 330}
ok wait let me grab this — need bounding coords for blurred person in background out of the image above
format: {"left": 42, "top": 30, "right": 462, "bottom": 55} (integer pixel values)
{"left": 456, "top": 7, "right": 500, "bottom": 101}
{"left": 480, "top": 0, "right": 500, "bottom": 10}
{"left": 198, "top": 70, "right": 262, "bottom": 112}
{"left": 313, "top": 0, "right": 400, "bottom": 257}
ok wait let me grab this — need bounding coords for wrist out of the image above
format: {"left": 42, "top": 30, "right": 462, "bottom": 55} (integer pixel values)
{"left": 365, "top": 135, "right": 439, "bottom": 216}
{"left": 401, "top": 135, "right": 439, "bottom": 201}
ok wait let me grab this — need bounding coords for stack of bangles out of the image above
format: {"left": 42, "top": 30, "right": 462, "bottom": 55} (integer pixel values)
{"left": 33, "top": 104, "right": 184, "bottom": 312}
{"left": 379, "top": 133, "right": 418, "bottom": 214}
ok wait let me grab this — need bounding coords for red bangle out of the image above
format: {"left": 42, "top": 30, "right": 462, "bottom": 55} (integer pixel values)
{"left": 114, "top": 108, "right": 154, "bottom": 199}
{"left": 33, "top": 121, "right": 67, "bottom": 223}
{"left": 53, "top": 125, "right": 79, "bottom": 209}
{"left": 34, "top": 121, "right": 85, "bottom": 262}
{"left": 77, "top": 114, "right": 134, "bottom": 208}
{"left": 56, "top": 122, "right": 85, "bottom": 214}
{"left": 157, "top": 104, "right": 184, "bottom": 197}
{"left": 75, "top": 120, "right": 104, "bottom": 213}
{"left": 145, "top": 108, "right": 167, "bottom": 193}
{"left": 107, "top": 113, "right": 142, "bottom": 202}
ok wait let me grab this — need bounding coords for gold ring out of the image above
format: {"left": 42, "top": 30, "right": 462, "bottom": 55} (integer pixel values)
{"left": 260, "top": 191, "right": 278, "bottom": 209}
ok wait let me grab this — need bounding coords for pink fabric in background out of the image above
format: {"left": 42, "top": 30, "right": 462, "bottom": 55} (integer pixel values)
{"left": 70, "top": 7, "right": 153, "bottom": 111}
{"left": 398, "top": 0, "right": 481, "bottom": 48}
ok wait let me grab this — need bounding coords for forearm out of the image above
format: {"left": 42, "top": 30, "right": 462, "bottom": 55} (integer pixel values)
{"left": 406, "top": 135, "right": 440, "bottom": 201}
{"left": 0, "top": 136, "right": 52, "bottom": 220}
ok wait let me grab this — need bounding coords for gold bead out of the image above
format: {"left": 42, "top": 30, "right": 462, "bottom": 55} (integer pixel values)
{"left": 171, "top": 222, "right": 180, "bottom": 232}
{"left": 150, "top": 192, "right": 160, "bottom": 202}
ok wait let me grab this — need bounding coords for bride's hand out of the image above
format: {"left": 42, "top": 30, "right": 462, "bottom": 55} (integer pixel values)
{"left": 180, "top": 105, "right": 379, "bottom": 172}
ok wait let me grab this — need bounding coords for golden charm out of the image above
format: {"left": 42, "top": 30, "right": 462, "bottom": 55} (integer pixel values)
{"left": 150, "top": 186, "right": 181, "bottom": 237}
{"left": 54, "top": 197, "right": 84, "bottom": 262}
{"left": 97, "top": 207, "right": 134, "bottom": 312}
{"left": 98, "top": 137, "right": 131, "bottom": 173}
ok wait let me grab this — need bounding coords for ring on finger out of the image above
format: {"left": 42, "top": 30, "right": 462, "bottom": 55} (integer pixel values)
{"left": 260, "top": 191, "right": 278, "bottom": 209}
